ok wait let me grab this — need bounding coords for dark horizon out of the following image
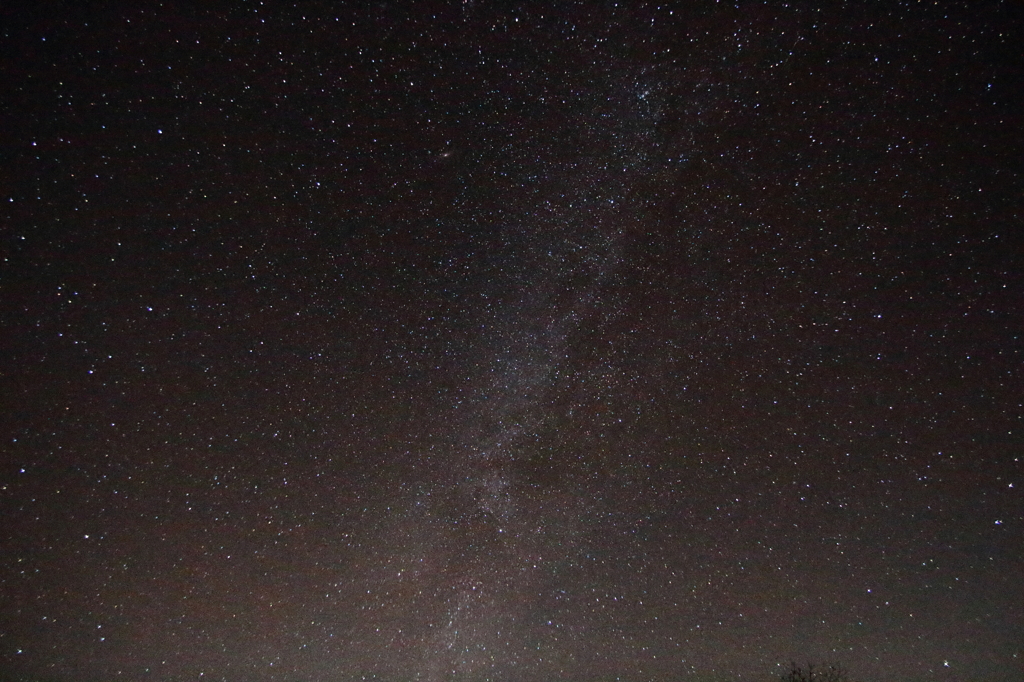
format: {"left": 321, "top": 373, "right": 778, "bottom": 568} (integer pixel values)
{"left": 1, "top": 2, "right": 1021, "bottom": 681}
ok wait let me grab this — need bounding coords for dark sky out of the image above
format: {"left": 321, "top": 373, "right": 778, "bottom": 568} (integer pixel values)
{"left": 1, "top": 2, "right": 1021, "bottom": 682}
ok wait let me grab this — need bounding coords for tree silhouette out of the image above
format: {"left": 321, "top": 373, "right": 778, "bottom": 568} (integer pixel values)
{"left": 780, "top": 661, "right": 853, "bottom": 682}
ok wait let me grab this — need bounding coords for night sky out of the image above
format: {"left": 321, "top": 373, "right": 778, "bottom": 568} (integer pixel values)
{"left": 1, "top": 3, "right": 1022, "bottom": 682}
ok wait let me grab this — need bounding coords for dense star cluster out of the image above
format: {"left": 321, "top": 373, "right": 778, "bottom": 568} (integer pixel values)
{"left": 1, "top": 3, "right": 1021, "bottom": 682}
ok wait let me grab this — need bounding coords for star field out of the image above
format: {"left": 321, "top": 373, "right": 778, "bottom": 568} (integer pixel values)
{"left": 1, "top": 3, "right": 1022, "bottom": 682}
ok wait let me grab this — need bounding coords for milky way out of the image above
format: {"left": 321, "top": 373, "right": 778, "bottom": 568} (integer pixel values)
{"left": 1, "top": 3, "right": 1021, "bottom": 682}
